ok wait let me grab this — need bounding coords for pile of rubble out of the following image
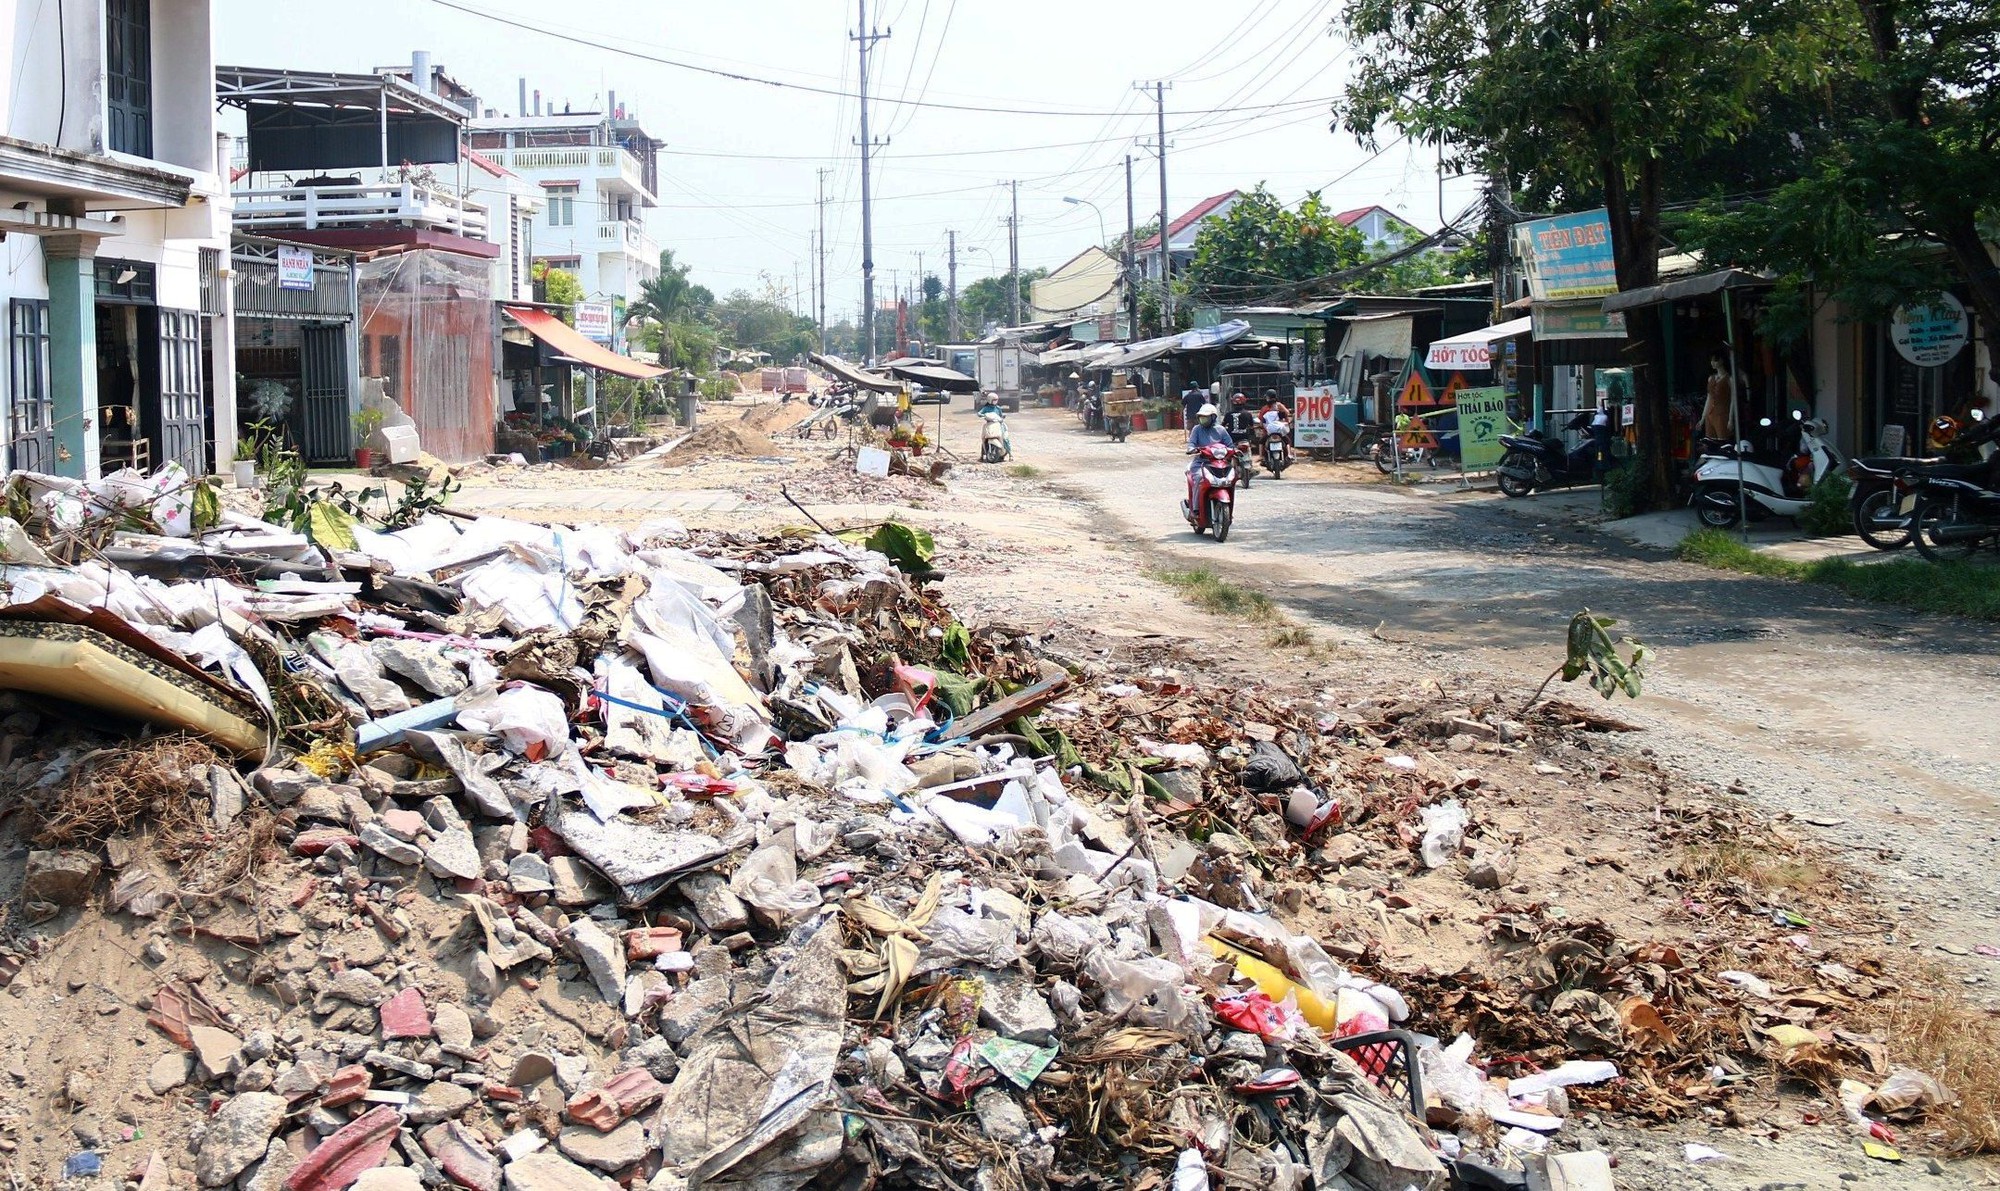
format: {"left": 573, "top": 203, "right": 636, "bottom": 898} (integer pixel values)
{"left": 0, "top": 464, "right": 1953, "bottom": 1190}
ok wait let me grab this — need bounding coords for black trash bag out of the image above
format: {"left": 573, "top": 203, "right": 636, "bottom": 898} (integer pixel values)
{"left": 1242, "top": 740, "right": 1303, "bottom": 791}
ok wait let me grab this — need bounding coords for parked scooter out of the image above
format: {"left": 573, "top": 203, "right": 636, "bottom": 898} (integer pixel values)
{"left": 1496, "top": 410, "right": 1610, "bottom": 497}
{"left": 1905, "top": 412, "right": 2000, "bottom": 561}
{"left": 1848, "top": 412, "right": 2000, "bottom": 549}
{"left": 1689, "top": 410, "right": 1841, "bottom": 528}
{"left": 1182, "top": 443, "right": 1240, "bottom": 542}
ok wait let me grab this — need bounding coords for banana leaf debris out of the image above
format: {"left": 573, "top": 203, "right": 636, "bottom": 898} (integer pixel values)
{"left": 0, "top": 463, "right": 1954, "bottom": 1189}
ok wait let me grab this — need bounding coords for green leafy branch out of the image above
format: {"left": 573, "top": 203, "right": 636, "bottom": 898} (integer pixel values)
{"left": 1523, "top": 610, "right": 1652, "bottom": 715}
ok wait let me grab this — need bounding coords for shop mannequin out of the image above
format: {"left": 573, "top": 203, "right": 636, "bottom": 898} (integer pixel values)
{"left": 1702, "top": 353, "right": 1734, "bottom": 442}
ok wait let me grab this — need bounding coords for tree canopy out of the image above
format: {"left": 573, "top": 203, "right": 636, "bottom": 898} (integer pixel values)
{"left": 1185, "top": 186, "right": 1368, "bottom": 303}
{"left": 956, "top": 270, "right": 1046, "bottom": 336}
{"left": 1338, "top": 0, "right": 1839, "bottom": 506}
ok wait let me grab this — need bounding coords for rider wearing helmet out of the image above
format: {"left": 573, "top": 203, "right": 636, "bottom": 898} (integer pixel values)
{"left": 1224, "top": 392, "right": 1257, "bottom": 440}
{"left": 1188, "top": 403, "right": 1233, "bottom": 452}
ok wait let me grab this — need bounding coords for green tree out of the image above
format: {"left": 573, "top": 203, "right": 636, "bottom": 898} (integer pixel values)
{"left": 1339, "top": 0, "right": 1837, "bottom": 509}
{"left": 956, "top": 269, "right": 1046, "bottom": 334}
{"left": 1675, "top": 0, "right": 2000, "bottom": 341}
{"left": 632, "top": 249, "right": 695, "bottom": 325}
{"left": 1185, "top": 186, "right": 1368, "bottom": 302}
{"left": 532, "top": 262, "right": 585, "bottom": 322}
{"left": 713, "top": 291, "right": 818, "bottom": 363}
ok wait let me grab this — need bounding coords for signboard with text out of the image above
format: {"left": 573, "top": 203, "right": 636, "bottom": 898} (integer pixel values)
{"left": 1425, "top": 338, "right": 1493, "bottom": 372}
{"left": 1532, "top": 300, "right": 1626, "bottom": 340}
{"left": 1890, "top": 294, "right": 1968, "bottom": 367}
{"left": 1454, "top": 386, "right": 1511, "bottom": 471}
{"left": 1293, "top": 386, "right": 1339, "bottom": 449}
{"left": 276, "top": 246, "right": 314, "bottom": 292}
{"left": 574, "top": 302, "right": 614, "bottom": 343}
{"left": 1514, "top": 209, "right": 1618, "bottom": 301}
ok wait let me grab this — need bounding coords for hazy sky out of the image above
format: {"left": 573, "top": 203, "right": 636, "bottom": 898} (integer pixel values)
{"left": 214, "top": 0, "right": 1484, "bottom": 318}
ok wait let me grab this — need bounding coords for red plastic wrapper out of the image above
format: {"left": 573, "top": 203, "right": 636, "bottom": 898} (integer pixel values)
{"left": 940, "top": 1035, "right": 998, "bottom": 1105}
{"left": 1213, "top": 992, "right": 1299, "bottom": 1042}
{"left": 1232, "top": 1066, "right": 1303, "bottom": 1095}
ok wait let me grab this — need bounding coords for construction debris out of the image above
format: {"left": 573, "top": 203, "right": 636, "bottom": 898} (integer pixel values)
{"left": 0, "top": 461, "right": 1955, "bottom": 1189}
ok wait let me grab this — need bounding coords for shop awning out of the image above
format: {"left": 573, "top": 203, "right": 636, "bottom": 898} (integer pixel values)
{"left": 1095, "top": 320, "right": 1254, "bottom": 370}
{"left": 887, "top": 360, "right": 980, "bottom": 392}
{"left": 1600, "top": 268, "right": 1771, "bottom": 313}
{"left": 1337, "top": 313, "right": 1413, "bottom": 361}
{"left": 502, "top": 307, "right": 666, "bottom": 380}
{"left": 1037, "top": 346, "right": 1088, "bottom": 366}
{"left": 1423, "top": 316, "right": 1531, "bottom": 371}
{"left": 808, "top": 353, "right": 900, "bottom": 393}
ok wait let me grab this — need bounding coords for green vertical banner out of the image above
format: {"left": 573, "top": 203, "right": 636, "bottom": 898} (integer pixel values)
{"left": 1455, "top": 386, "right": 1510, "bottom": 471}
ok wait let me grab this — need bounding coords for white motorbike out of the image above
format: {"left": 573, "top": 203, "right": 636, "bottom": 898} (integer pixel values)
{"left": 1690, "top": 409, "right": 1841, "bottom": 528}
{"left": 979, "top": 409, "right": 1011, "bottom": 464}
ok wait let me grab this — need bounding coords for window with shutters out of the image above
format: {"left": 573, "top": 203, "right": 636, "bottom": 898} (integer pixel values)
{"left": 546, "top": 185, "right": 577, "bottom": 228}
{"left": 105, "top": 0, "right": 154, "bottom": 158}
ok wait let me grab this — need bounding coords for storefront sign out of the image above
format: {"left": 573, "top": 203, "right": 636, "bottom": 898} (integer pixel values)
{"left": 1890, "top": 294, "right": 1968, "bottom": 367}
{"left": 1425, "top": 339, "right": 1492, "bottom": 371}
{"left": 1454, "top": 386, "right": 1511, "bottom": 471}
{"left": 276, "top": 246, "right": 314, "bottom": 292}
{"left": 1532, "top": 300, "right": 1626, "bottom": 339}
{"left": 1294, "top": 386, "right": 1339, "bottom": 449}
{"left": 1514, "top": 210, "right": 1618, "bottom": 301}
{"left": 574, "top": 302, "right": 615, "bottom": 343}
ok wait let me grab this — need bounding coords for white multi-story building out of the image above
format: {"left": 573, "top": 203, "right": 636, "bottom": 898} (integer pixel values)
{"left": 0, "top": 0, "right": 235, "bottom": 478}
{"left": 470, "top": 97, "right": 662, "bottom": 324}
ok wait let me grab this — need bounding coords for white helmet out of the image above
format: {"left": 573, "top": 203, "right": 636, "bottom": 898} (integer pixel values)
{"left": 1197, "top": 403, "right": 1218, "bottom": 418}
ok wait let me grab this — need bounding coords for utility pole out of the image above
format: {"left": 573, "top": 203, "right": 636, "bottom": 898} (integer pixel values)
{"left": 1001, "top": 179, "right": 1020, "bottom": 325}
{"left": 815, "top": 167, "right": 830, "bottom": 352}
{"left": 914, "top": 251, "right": 925, "bottom": 347}
{"left": 1123, "top": 154, "right": 1137, "bottom": 339}
{"left": 1136, "top": 81, "right": 1173, "bottom": 331}
{"left": 852, "top": 0, "right": 890, "bottom": 361}
{"left": 794, "top": 263, "right": 802, "bottom": 318}
{"left": 946, "top": 229, "right": 959, "bottom": 341}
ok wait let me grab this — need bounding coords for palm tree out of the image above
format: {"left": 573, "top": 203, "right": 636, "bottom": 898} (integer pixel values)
{"left": 632, "top": 249, "right": 695, "bottom": 326}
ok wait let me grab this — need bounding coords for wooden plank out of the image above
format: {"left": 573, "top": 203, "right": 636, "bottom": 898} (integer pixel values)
{"left": 946, "top": 662, "right": 1071, "bottom": 741}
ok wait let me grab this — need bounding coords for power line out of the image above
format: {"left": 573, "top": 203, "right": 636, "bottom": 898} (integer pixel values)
{"left": 423, "top": 0, "right": 1340, "bottom": 119}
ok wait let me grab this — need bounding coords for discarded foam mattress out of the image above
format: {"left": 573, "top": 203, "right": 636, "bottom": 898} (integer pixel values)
{"left": 0, "top": 620, "right": 267, "bottom": 757}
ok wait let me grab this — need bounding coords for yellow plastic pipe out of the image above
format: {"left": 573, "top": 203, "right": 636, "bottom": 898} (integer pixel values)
{"left": 1203, "top": 936, "right": 1336, "bottom": 1033}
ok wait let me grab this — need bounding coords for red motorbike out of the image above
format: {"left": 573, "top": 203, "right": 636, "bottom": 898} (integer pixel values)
{"left": 1182, "top": 443, "right": 1240, "bottom": 542}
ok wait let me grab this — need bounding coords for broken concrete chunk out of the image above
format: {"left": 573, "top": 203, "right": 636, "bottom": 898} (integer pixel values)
{"left": 252, "top": 767, "right": 315, "bottom": 805}
{"left": 1466, "top": 851, "right": 1518, "bottom": 890}
{"left": 557, "top": 1119, "right": 649, "bottom": 1171}
{"left": 656, "top": 976, "right": 730, "bottom": 1046}
{"left": 373, "top": 639, "right": 469, "bottom": 697}
{"left": 358, "top": 822, "right": 424, "bottom": 866}
{"left": 973, "top": 1087, "right": 1032, "bottom": 1146}
{"left": 351, "top": 1169, "right": 424, "bottom": 1191}
{"left": 501, "top": 1150, "right": 609, "bottom": 1191}
{"left": 976, "top": 971, "right": 1058, "bottom": 1046}
{"left": 423, "top": 826, "right": 483, "bottom": 882}
{"left": 550, "top": 857, "right": 613, "bottom": 908}
{"left": 677, "top": 871, "right": 749, "bottom": 933}
{"left": 22, "top": 849, "right": 101, "bottom": 905}
{"left": 564, "top": 918, "right": 627, "bottom": 1005}
{"left": 146, "top": 1051, "right": 192, "bottom": 1095}
{"left": 432, "top": 1003, "right": 475, "bottom": 1051}
{"left": 407, "top": 1079, "right": 476, "bottom": 1124}
{"left": 508, "top": 853, "right": 556, "bottom": 895}
{"left": 194, "top": 1091, "right": 286, "bottom": 1186}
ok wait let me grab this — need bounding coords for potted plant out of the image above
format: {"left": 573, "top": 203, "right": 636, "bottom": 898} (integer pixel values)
{"left": 231, "top": 436, "right": 258, "bottom": 489}
{"left": 352, "top": 407, "right": 385, "bottom": 469}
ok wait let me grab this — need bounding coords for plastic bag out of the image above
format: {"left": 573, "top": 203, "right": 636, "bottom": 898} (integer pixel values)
{"left": 1174, "top": 1149, "right": 1209, "bottom": 1191}
{"left": 1420, "top": 799, "right": 1468, "bottom": 867}
{"left": 1418, "top": 1033, "right": 1495, "bottom": 1115}
{"left": 1214, "top": 991, "right": 1302, "bottom": 1042}
{"left": 1030, "top": 911, "right": 1111, "bottom": 972}
{"left": 1242, "top": 740, "right": 1302, "bottom": 791}
{"left": 1084, "top": 951, "right": 1191, "bottom": 1029}
{"left": 457, "top": 685, "right": 571, "bottom": 756}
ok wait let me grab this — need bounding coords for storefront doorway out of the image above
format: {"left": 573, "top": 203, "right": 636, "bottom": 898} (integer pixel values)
{"left": 93, "top": 258, "right": 207, "bottom": 476}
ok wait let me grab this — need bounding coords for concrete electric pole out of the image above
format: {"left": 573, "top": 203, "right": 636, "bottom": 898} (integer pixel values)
{"left": 1136, "top": 81, "right": 1172, "bottom": 330}
{"left": 852, "top": 1, "right": 890, "bottom": 361}
{"left": 815, "top": 166, "right": 830, "bottom": 353}
{"left": 1004, "top": 179, "right": 1021, "bottom": 325}
{"left": 1124, "top": 154, "right": 1138, "bottom": 339}
{"left": 946, "top": 229, "right": 959, "bottom": 342}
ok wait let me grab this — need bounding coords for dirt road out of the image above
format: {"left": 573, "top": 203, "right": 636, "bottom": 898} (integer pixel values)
{"left": 984, "top": 405, "right": 2000, "bottom": 951}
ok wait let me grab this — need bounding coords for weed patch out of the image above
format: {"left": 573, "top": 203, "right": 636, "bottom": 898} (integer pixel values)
{"left": 1005, "top": 464, "right": 1041, "bottom": 479}
{"left": 1677, "top": 529, "right": 2000, "bottom": 619}
{"left": 1150, "top": 568, "right": 1279, "bottom": 622}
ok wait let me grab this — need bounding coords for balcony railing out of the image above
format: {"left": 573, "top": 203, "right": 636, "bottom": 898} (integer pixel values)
{"left": 596, "top": 220, "right": 657, "bottom": 258}
{"left": 484, "top": 146, "right": 654, "bottom": 200}
{"left": 231, "top": 182, "right": 490, "bottom": 240}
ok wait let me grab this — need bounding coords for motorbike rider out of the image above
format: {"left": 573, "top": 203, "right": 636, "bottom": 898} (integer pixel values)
{"left": 1223, "top": 393, "right": 1258, "bottom": 487}
{"left": 975, "top": 393, "right": 1013, "bottom": 459}
{"left": 1187, "top": 403, "right": 1234, "bottom": 504}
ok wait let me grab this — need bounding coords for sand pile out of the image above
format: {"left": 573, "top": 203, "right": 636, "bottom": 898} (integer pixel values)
{"left": 736, "top": 400, "right": 814, "bottom": 435}
{"left": 659, "top": 418, "right": 781, "bottom": 463}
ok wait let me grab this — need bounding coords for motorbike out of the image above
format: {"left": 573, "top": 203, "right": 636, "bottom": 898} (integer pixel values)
{"left": 1182, "top": 443, "right": 1240, "bottom": 542}
{"left": 1104, "top": 412, "right": 1132, "bottom": 443}
{"left": 1496, "top": 414, "right": 1608, "bottom": 497}
{"left": 1848, "top": 412, "right": 2000, "bottom": 550}
{"left": 979, "top": 409, "right": 1010, "bottom": 464}
{"left": 1689, "top": 410, "right": 1841, "bottom": 528}
{"left": 1905, "top": 413, "right": 2000, "bottom": 562}
{"left": 1261, "top": 423, "right": 1293, "bottom": 478}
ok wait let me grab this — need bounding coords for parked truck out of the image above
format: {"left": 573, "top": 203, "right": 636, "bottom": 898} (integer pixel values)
{"left": 975, "top": 340, "right": 1024, "bottom": 411}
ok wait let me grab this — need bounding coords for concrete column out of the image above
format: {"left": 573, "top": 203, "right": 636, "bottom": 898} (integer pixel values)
{"left": 44, "top": 237, "right": 100, "bottom": 480}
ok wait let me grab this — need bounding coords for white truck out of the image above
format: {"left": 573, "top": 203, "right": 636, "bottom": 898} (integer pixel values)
{"left": 975, "top": 340, "right": 1024, "bottom": 411}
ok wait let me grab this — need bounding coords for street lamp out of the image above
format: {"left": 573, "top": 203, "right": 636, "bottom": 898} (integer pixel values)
{"left": 1062, "top": 196, "right": 1107, "bottom": 248}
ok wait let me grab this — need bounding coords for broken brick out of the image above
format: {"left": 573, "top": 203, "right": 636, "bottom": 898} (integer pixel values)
{"left": 320, "top": 1064, "right": 371, "bottom": 1108}
{"left": 291, "top": 829, "right": 360, "bottom": 857}
{"left": 623, "top": 926, "right": 684, "bottom": 963}
{"left": 377, "top": 987, "right": 431, "bottom": 1040}
{"left": 562, "top": 1068, "right": 666, "bottom": 1131}
{"left": 279, "top": 1105, "right": 400, "bottom": 1191}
